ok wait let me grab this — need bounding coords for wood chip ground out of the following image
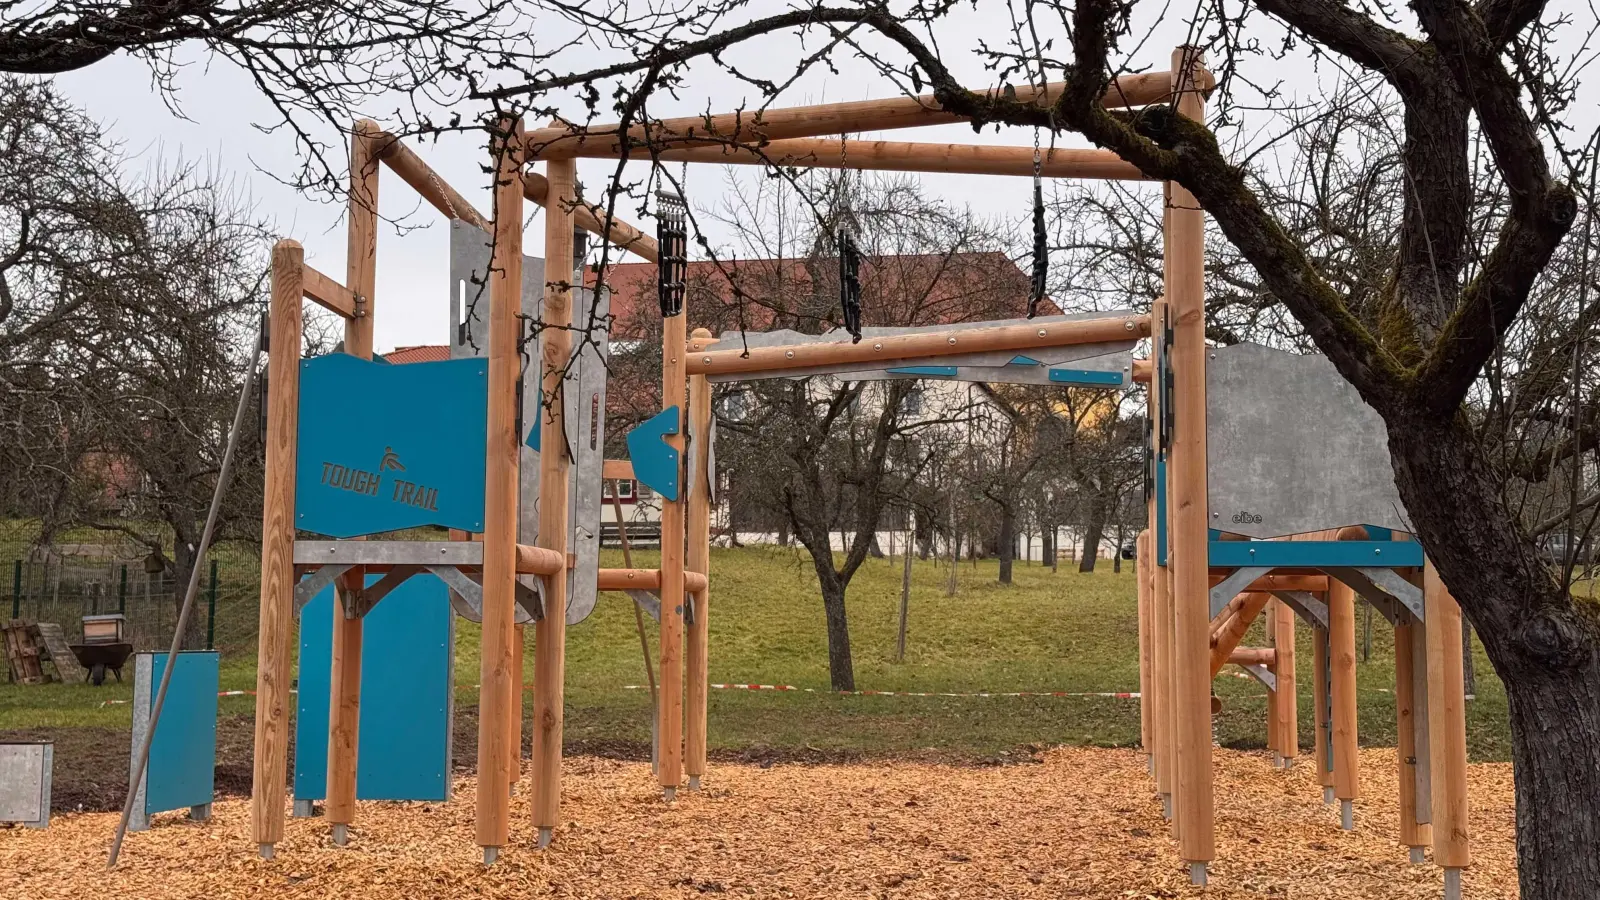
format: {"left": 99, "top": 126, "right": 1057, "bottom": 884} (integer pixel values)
{"left": 0, "top": 747, "right": 1517, "bottom": 898}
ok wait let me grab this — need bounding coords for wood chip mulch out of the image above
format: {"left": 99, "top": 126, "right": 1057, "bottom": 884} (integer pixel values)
{"left": 0, "top": 746, "right": 1518, "bottom": 898}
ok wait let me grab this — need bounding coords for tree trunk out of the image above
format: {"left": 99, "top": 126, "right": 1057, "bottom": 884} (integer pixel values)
{"left": 1387, "top": 413, "right": 1600, "bottom": 899}
{"left": 815, "top": 566, "right": 856, "bottom": 691}
{"left": 169, "top": 528, "right": 205, "bottom": 650}
{"left": 777, "top": 519, "right": 789, "bottom": 546}
{"left": 1078, "top": 516, "right": 1105, "bottom": 574}
{"left": 998, "top": 503, "right": 1015, "bottom": 585}
{"left": 1112, "top": 522, "right": 1125, "bottom": 574}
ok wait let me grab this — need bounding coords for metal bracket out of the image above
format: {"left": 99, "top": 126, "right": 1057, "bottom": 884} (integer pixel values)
{"left": 347, "top": 565, "right": 425, "bottom": 619}
{"left": 627, "top": 589, "right": 661, "bottom": 622}
{"left": 295, "top": 540, "right": 484, "bottom": 567}
{"left": 427, "top": 565, "right": 539, "bottom": 624}
{"left": 1239, "top": 663, "right": 1277, "bottom": 692}
{"left": 295, "top": 564, "right": 353, "bottom": 614}
{"left": 1322, "top": 566, "right": 1424, "bottom": 621}
{"left": 1209, "top": 566, "right": 1273, "bottom": 618}
{"left": 1269, "top": 590, "right": 1329, "bottom": 629}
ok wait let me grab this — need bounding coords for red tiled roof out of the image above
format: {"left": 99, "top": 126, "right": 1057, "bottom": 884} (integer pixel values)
{"left": 386, "top": 345, "right": 451, "bottom": 364}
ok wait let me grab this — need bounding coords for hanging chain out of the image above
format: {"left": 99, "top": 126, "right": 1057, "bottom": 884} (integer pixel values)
{"left": 1028, "top": 126, "right": 1048, "bottom": 319}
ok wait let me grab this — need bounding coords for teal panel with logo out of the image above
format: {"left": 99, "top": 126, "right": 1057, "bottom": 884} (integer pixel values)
{"left": 295, "top": 353, "right": 488, "bottom": 538}
{"left": 293, "top": 573, "right": 453, "bottom": 802}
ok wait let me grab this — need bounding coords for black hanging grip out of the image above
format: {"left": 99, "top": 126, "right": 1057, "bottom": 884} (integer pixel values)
{"left": 1028, "top": 180, "right": 1048, "bottom": 318}
{"left": 657, "top": 190, "right": 688, "bottom": 318}
{"left": 837, "top": 228, "right": 863, "bottom": 343}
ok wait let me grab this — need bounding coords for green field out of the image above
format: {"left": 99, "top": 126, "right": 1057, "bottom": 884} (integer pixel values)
{"left": 0, "top": 544, "right": 1511, "bottom": 763}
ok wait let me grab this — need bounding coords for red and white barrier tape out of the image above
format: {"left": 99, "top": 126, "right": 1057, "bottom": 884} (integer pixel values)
{"left": 624, "top": 683, "right": 1139, "bottom": 699}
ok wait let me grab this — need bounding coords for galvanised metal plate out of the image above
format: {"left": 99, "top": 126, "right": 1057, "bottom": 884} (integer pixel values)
{"left": 848, "top": 349, "right": 1133, "bottom": 387}
{"left": 452, "top": 221, "right": 611, "bottom": 625}
{"left": 1206, "top": 343, "right": 1409, "bottom": 538}
{"left": 0, "top": 742, "right": 50, "bottom": 827}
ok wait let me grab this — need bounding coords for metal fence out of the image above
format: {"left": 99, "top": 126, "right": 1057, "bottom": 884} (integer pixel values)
{"left": 4, "top": 558, "right": 259, "bottom": 653}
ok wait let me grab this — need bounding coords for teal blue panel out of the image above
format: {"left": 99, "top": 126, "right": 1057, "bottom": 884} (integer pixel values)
{"left": 885, "top": 366, "right": 957, "bottom": 376}
{"left": 296, "top": 354, "right": 487, "bottom": 538}
{"left": 1207, "top": 540, "right": 1424, "bottom": 568}
{"left": 144, "top": 651, "right": 218, "bottom": 815}
{"left": 1048, "top": 368, "right": 1125, "bottom": 386}
{"left": 627, "top": 406, "right": 681, "bottom": 501}
{"left": 293, "top": 574, "right": 453, "bottom": 802}
{"left": 1156, "top": 457, "right": 1168, "bottom": 566}
{"left": 1007, "top": 355, "right": 1042, "bottom": 366}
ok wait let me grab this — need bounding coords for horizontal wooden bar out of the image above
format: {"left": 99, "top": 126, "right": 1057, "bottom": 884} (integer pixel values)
{"left": 301, "top": 264, "right": 357, "bottom": 319}
{"left": 524, "top": 173, "right": 660, "bottom": 262}
{"left": 652, "top": 139, "right": 1148, "bottom": 181}
{"left": 602, "top": 459, "right": 635, "bottom": 480}
{"left": 515, "top": 543, "right": 564, "bottom": 576}
{"left": 1132, "top": 358, "right": 1152, "bottom": 383}
{"left": 596, "top": 568, "right": 708, "bottom": 593}
{"left": 1229, "top": 647, "right": 1276, "bottom": 667}
{"left": 686, "top": 314, "right": 1148, "bottom": 378}
{"left": 524, "top": 72, "right": 1188, "bottom": 160}
{"left": 372, "top": 127, "right": 492, "bottom": 231}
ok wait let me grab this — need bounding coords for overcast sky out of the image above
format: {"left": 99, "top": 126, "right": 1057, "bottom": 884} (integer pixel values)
{"left": 50, "top": 3, "right": 1594, "bottom": 352}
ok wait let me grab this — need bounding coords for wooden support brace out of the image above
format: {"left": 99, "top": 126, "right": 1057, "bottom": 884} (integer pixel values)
{"left": 1424, "top": 560, "right": 1471, "bottom": 871}
{"left": 1272, "top": 598, "right": 1298, "bottom": 761}
{"left": 685, "top": 364, "right": 713, "bottom": 785}
{"left": 1136, "top": 530, "right": 1154, "bottom": 757}
{"left": 651, "top": 139, "right": 1148, "bottom": 181}
{"left": 302, "top": 265, "right": 360, "bottom": 319}
{"left": 1329, "top": 579, "right": 1361, "bottom": 808}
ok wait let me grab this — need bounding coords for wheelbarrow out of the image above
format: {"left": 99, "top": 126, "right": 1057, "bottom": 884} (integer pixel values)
{"left": 69, "top": 642, "right": 135, "bottom": 686}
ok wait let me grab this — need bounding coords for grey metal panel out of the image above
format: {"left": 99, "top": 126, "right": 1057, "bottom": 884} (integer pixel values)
{"left": 563, "top": 283, "right": 610, "bottom": 625}
{"left": 128, "top": 654, "right": 152, "bottom": 831}
{"left": 1323, "top": 567, "right": 1425, "bottom": 621}
{"left": 449, "top": 220, "right": 548, "bottom": 360}
{"left": 1209, "top": 566, "right": 1272, "bottom": 618}
{"left": 627, "top": 589, "right": 661, "bottom": 622}
{"left": 293, "top": 564, "right": 351, "bottom": 614}
{"left": 429, "top": 566, "right": 537, "bottom": 625}
{"left": 1206, "top": 343, "right": 1409, "bottom": 538}
{"left": 0, "top": 743, "right": 50, "bottom": 827}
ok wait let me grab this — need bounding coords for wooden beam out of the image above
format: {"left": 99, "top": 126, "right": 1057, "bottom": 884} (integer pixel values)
{"left": 325, "top": 119, "right": 382, "bottom": 846}
{"left": 1136, "top": 530, "right": 1154, "bottom": 759}
{"left": 1208, "top": 591, "right": 1270, "bottom": 677}
{"left": 1150, "top": 298, "right": 1174, "bottom": 817}
{"left": 514, "top": 544, "right": 565, "bottom": 576}
{"left": 475, "top": 118, "right": 524, "bottom": 860}
{"left": 1132, "top": 357, "right": 1153, "bottom": 383}
{"left": 1424, "top": 560, "right": 1471, "bottom": 872}
{"left": 1329, "top": 578, "right": 1360, "bottom": 818}
{"left": 687, "top": 314, "right": 1147, "bottom": 378}
{"left": 524, "top": 174, "right": 660, "bottom": 263}
{"left": 1166, "top": 45, "right": 1214, "bottom": 872}
{"left": 651, "top": 139, "right": 1147, "bottom": 181}
{"left": 1208, "top": 573, "right": 1329, "bottom": 593}
{"left": 301, "top": 264, "right": 359, "bottom": 319}
{"left": 532, "top": 156, "right": 577, "bottom": 843}
{"left": 595, "top": 568, "right": 707, "bottom": 593}
{"left": 250, "top": 239, "right": 304, "bottom": 856}
{"left": 685, "top": 362, "right": 713, "bottom": 787}
{"left": 657, "top": 252, "right": 690, "bottom": 801}
{"left": 371, "top": 127, "right": 492, "bottom": 231}
{"left": 602, "top": 459, "right": 635, "bottom": 481}
{"left": 1272, "top": 597, "right": 1298, "bottom": 762}
{"left": 1395, "top": 615, "right": 1431, "bottom": 852}
{"left": 1229, "top": 646, "right": 1276, "bottom": 667}
{"left": 524, "top": 72, "right": 1190, "bottom": 160}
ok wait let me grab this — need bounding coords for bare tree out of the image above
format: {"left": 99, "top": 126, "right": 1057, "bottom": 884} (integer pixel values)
{"left": 0, "top": 77, "right": 267, "bottom": 647}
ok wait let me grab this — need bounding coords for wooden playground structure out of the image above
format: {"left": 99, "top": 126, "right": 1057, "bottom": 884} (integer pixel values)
{"left": 248, "top": 44, "right": 1470, "bottom": 897}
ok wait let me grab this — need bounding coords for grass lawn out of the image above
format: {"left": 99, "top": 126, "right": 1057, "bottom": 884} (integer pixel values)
{"left": 1, "top": 544, "right": 1511, "bottom": 763}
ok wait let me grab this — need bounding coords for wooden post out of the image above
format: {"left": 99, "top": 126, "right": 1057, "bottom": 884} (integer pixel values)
{"left": 657, "top": 253, "right": 689, "bottom": 801}
{"left": 475, "top": 118, "right": 524, "bottom": 863}
{"left": 1395, "top": 616, "right": 1432, "bottom": 857}
{"left": 1151, "top": 298, "right": 1175, "bottom": 823}
{"left": 1265, "top": 600, "right": 1281, "bottom": 758}
{"left": 1329, "top": 579, "right": 1360, "bottom": 829}
{"left": 326, "top": 118, "right": 381, "bottom": 848}
{"left": 1136, "top": 530, "right": 1153, "bottom": 759}
{"left": 532, "top": 155, "right": 576, "bottom": 845}
{"left": 1423, "top": 560, "right": 1470, "bottom": 887}
{"left": 1273, "top": 597, "right": 1298, "bottom": 765}
{"left": 685, "top": 364, "right": 713, "bottom": 789}
{"left": 1166, "top": 45, "right": 1213, "bottom": 879}
{"left": 250, "top": 239, "right": 304, "bottom": 858}
{"left": 1312, "top": 619, "right": 1335, "bottom": 800}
